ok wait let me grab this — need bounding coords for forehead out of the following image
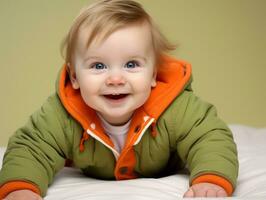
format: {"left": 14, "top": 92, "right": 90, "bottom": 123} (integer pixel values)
{"left": 75, "top": 21, "right": 154, "bottom": 56}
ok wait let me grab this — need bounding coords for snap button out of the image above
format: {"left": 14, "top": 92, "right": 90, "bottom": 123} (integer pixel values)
{"left": 134, "top": 125, "right": 141, "bottom": 133}
{"left": 90, "top": 123, "right": 96, "bottom": 130}
{"left": 143, "top": 116, "right": 149, "bottom": 122}
{"left": 119, "top": 167, "right": 128, "bottom": 174}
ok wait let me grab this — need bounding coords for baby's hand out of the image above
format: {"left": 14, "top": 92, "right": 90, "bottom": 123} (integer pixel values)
{"left": 3, "top": 189, "right": 43, "bottom": 200}
{"left": 183, "top": 183, "right": 227, "bottom": 198}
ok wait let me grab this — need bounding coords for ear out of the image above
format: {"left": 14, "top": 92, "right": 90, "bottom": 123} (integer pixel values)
{"left": 151, "top": 68, "right": 157, "bottom": 87}
{"left": 66, "top": 63, "right": 80, "bottom": 89}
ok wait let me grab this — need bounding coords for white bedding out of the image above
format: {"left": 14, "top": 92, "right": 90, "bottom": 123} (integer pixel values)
{"left": 1, "top": 124, "right": 266, "bottom": 199}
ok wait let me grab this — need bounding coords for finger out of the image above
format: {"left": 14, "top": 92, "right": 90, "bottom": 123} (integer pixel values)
{"left": 193, "top": 188, "right": 207, "bottom": 197}
{"left": 183, "top": 188, "right": 194, "bottom": 198}
{"left": 206, "top": 189, "right": 217, "bottom": 197}
{"left": 217, "top": 189, "right": 228, "bottom": 197}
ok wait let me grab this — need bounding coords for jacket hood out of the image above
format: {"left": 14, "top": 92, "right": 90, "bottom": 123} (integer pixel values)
{"left": 56, "top": 56, "right": 192, "bottom": 132}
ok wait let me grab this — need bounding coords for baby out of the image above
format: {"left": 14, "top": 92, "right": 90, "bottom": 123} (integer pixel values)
{"left": 0, "top": 0, "right": 238, "bottom": 199}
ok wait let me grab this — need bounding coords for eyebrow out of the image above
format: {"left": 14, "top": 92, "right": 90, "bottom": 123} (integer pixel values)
{"left": 84, "top": 56, "right": 102, "bottom": 62}
{"left": 84, "top": 55, "right": 147, "bottom": 62}
{"left": 130, "top": 56, "right": 147, "bottom": 63}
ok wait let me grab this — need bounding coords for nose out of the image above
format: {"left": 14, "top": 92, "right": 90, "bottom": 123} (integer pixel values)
{"left": 105, "top": 71, "right": 126, "bottom": 86}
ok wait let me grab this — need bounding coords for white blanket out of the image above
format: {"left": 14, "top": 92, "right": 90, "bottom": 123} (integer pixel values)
{"left": 1, "top": 124, "right": 266, "bottom": 199}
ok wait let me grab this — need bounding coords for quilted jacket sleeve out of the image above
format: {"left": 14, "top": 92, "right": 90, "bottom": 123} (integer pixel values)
{"left": 166, "top": 90, "right": 238, "bottom": 194}
{"left": 0, "top": 94, "right": 73, "bottom": 197}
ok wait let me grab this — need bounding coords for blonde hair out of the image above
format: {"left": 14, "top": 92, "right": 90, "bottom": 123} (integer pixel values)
{"left": 61, "top": 0, "right": 176, "bottom": 68}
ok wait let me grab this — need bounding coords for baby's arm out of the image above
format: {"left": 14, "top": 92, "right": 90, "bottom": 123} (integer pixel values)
{"left": 4, "top": 190, "right": 43, "bottom": 200}
{"left": 183, "top": 183, "right": 227, "bottom": 198}
{"left": 0, "top": 95, "right": 72, "bottom": 198}
{"left": 168, "top": 91, "right": 238, "bottom": 196}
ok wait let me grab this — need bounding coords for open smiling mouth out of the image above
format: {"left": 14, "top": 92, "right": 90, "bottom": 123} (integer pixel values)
{"left": 103, "top": 94, "right": 129, "bottom": 100}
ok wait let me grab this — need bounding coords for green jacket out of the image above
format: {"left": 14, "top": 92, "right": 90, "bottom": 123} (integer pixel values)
{"left": 0, "top": 57, "right": 238, "bottom": 197}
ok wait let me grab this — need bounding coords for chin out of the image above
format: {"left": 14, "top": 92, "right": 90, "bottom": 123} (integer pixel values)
{"left": 103, "top": 111, "right": 133, "bottom": 124}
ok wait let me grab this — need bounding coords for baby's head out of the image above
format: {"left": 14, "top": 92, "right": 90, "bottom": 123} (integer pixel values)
{"left": 61, "top": 0, "right": 175, "bottom": 125}
{"left": 62, "top": 0, "right": 175, "bottom": 71}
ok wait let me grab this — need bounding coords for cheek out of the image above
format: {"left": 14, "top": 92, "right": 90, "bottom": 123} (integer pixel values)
{"left": 134, "top": 84, "right": 152, "bottom": 107}
{"left": 78, "top": 76, "right": 101, "bottom": 99}
{"left": 132, "top": 79, "right": 153, "bottom": 102}
{"left": 135, "top": 81, "right": 153, "bottom": 92}
{"left": 79, "top": 84, "right": 100, "bottom": 110}
{"left": 131, "top": 73, "right": 155, "bottom": 92}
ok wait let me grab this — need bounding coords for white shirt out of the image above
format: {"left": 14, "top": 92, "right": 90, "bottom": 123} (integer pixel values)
{"left": 97, "top": 113, "right": 130, "bottom": 153}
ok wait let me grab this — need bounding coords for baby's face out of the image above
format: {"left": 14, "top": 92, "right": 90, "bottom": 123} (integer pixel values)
{"left": 70, "top": 22, "right": 156, "bottom": 125}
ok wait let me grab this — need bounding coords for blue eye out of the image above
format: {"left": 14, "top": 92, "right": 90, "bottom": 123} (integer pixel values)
{"left": 92, "top": 62, "right": 106, "bottom": 70}
{"left": 125, "top": 61, "right": 139, "bottom": 68}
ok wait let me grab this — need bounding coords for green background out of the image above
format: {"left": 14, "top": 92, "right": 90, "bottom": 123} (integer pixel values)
{"left": 0, "top": 0, "right": 265, "bottom": 146}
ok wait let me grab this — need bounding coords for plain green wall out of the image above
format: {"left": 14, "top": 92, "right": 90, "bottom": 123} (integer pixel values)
{"left": 0, "top": 0, "right": 265, "bottom": 146}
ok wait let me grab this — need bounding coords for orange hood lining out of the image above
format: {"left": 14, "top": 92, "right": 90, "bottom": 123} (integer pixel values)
{"left": 143, "top": 57, "right": 191, "bottom": 118}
